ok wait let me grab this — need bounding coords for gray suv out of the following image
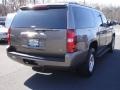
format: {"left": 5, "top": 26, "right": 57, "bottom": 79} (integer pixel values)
{"left": 7, "top": 3, "right": 115, "bottom": 77}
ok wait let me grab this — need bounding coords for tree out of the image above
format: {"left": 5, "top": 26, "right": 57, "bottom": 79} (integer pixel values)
{"left": 94, "top": 4, "right": 120, "bottom": 21}
{"left": 0, "top": 4, "right": 7, "bottom": 16}
{"left": 7, "top": 0, "right": 27, "bottom": 12}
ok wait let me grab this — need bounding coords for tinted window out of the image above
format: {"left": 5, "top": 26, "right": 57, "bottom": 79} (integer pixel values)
{"left": 0, "top": 17, "right": 6, "bottom": 26}
{"left": 0, "top": 17, "right": 6, "bottom": 21}
{"left": 101, "top": 13, "right": 107, "bottom": 24}
{"left": 94, "top": 11, "right": 103, "bottom": 27}
{"left": 11, "top": 9, "right": 67, "bottom": 29}
{"left": 73, "top": 7, "right": 94, "bottom": 29}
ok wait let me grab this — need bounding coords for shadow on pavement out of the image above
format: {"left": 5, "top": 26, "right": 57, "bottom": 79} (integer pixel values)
{"left": 24, "top": 49, "right": 120, "bottom": 90}
{"left": 24, "top": 72, "right": 88, "bottom": 90}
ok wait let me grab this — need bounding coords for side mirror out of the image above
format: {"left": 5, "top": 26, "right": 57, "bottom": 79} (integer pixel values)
{"left": 106, "top": 20, "right": 112, "bottom": 26}
{"left": 108, "top": 20, "right": 118, "bottom": 26}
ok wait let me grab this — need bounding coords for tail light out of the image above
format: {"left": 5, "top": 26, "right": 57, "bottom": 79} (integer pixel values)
{"left": 7, "top": 28, "right": 11, "bottom": 45}
{"left": 67, "top": 29, "right": 77, "bottom": 53}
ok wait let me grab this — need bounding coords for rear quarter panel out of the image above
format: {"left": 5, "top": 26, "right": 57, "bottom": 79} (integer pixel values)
{"left": 76, "top": 28, "right": 99, "bottom": 52}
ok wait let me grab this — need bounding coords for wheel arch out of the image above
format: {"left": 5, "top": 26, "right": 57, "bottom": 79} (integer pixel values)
{"left": 89, "top": 41, "right": 98, "bottom": 52}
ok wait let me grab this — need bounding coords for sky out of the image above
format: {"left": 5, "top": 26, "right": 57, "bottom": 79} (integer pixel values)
{"left": 0, "top": 0, "right": 120, "bottom": 7}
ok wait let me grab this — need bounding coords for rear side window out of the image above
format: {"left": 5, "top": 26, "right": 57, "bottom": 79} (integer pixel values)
{"left": 101, "top": 13, "right": 107, "bottom": 24}
{"left": 94, "top": 11, "right": 103, "bottom": 27}
{"left": 11, "top": 8, "right": 67, "bottom": 29}
{"left": 73, "top": 7, "right": 94, "bottom": 29}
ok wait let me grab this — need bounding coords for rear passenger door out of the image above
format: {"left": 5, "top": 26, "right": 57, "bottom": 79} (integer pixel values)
{"left": 94, "top": 12, "right": 107, "bottom": 47}
{"left": 101, "top": 14, "right": 113, "bottom": 45}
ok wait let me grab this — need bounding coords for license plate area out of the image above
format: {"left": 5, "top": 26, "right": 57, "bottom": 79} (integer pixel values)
{"left": 28, "top": 39, "right": 45, "bottom": 48}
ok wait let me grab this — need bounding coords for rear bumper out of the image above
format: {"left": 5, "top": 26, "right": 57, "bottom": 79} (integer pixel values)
{"left": 7, "top": 46, "right": 88, "bottom": 69}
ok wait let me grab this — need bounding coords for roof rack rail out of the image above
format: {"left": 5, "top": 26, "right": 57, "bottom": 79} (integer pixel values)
{"left": 67, "top": 2, "right": 93, "bottom": 8}
{"left": 67, "top": 2, "right": 80, "bottom": 5}
{"left": 55, "top": 1, "right": 80, "bottom": 5}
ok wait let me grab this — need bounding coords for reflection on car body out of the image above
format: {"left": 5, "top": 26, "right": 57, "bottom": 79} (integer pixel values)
{"left": 7, "top": 2, "right": 115, "bottom": 77}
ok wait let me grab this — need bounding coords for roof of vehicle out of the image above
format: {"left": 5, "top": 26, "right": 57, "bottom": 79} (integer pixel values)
{"left": 19, "top": 2, "right": 103, "bottom": 16}
{"left": 20, "top": 2, "right": 96, "bottom": 10}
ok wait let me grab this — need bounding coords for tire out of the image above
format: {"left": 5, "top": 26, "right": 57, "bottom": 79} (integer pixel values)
{"left": 78, "top": 48, "right": 96, "bottom": 77}
{"left": 109, "top": 36, "right": 115, "bottom": 53}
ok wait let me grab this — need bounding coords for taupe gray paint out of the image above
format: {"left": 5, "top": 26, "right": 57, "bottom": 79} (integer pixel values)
{"left": 7, "top": 3, "right": 115, "bottom": 69}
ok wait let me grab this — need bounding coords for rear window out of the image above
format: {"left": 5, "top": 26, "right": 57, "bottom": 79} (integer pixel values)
{"left": 11, "top": 8, "right": 67, "bottom": 29}
{"left": 73, "top": 7, "right": 95, "bottom": 29}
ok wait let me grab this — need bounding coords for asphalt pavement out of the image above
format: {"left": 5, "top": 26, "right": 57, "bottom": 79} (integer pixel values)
{"left": 0, "top": 26, "right": 120, "bottom": 90}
